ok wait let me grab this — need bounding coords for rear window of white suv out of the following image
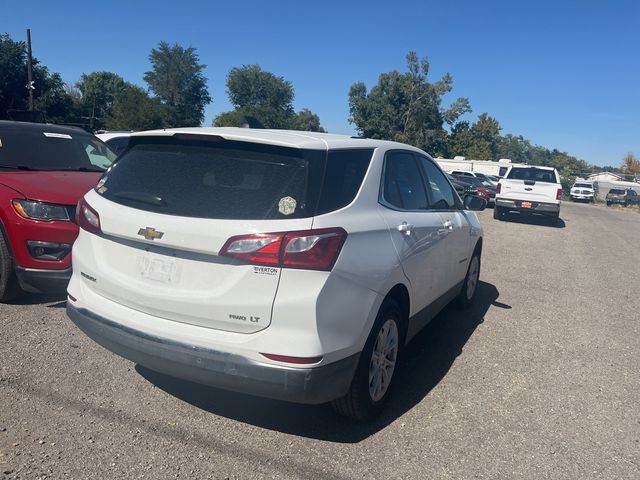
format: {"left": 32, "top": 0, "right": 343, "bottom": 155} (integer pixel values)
{"left": 96, "top": 136, "right": 373, "bottom": 220}
{"left": 507, "top": 167, "right": 558, "bottom": 183}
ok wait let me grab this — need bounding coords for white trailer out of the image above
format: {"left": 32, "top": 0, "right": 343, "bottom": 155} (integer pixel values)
{"left": 434, "top": 158, "right": 520, "bottom": 177}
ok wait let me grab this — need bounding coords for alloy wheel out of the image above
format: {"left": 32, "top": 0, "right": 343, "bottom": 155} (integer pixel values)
{"left": 368, "top": 319, "right": 399, "bottom": 402}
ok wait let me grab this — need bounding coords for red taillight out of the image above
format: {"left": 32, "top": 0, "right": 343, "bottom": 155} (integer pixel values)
{"left": 219, "top": 227, "right": 347, "bottom": 271}
{"left": 496, "top": 183, "right": 502, "bottom": 194}
{"left": 76, "top": 198, "right": 102, "bottom": 235}
{"left": 260, "top": 353, "right": 323, "bottom": 365}
{"left": 557, "top": 188, "right": 564, "bottom": 200}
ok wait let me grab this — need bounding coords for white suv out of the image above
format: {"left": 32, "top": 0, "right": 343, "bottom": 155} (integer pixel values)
{"left": 66, "top": 128, "right": 485, "bottom": 420}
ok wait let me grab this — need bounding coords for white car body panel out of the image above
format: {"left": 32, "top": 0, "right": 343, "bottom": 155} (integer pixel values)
{"left": 66, "top": 128, "right": 485, "bottom": 405}
{"left": 76, "top": 190, "right": 313, "bottom": 334}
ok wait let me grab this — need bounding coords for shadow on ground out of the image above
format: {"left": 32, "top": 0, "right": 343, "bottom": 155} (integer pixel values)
{"left": 8, "top": 292, "right": 67, "bottom": 307}
{"left": 137, "top": 281, "right": 502, "bottom": 443}
{"left": 499, "top": 213, "right": 566, "bottom": 228}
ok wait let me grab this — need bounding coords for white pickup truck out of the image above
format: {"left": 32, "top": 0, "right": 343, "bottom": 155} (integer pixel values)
{"left": 494, "top": 166, "right": 563, "bottom": 225}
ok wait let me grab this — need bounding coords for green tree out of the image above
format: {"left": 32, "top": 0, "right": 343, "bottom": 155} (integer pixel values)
{"left": 144, "top": 42, "right": 211, "bottom": 127}
{"left": 466, "top": 113, "right": 501, "bottom": 159}
{"left": 0, "top": 33, "right": 73, "bottom": 121}
{"left": 214, "top": 64, "right": 324, "bottom": 131}
{"left": 447, "top": 113, "right": 501, "bottom": 160}
{"left": 291, "top": 108, "right": 325, "bottom": 132}
{"left": 348, "top": 51, "right": 471, "bottom": 155}
{"left": 497, "top": 134, "right": 534, "bottom": 163}
{"left": 213, "top": 110, "right": 245, "bottom": 128}
{"left": 446, "top": 121, "right": 473, "bottom": 157}
{"left": 0, "top": 33, "right": 30, "bottom": 116}
{"left": 76, "top": 71, "right": 128, "bottom": 129}
{"left": 104, "top": 85, "right": 164, "bottom": 131}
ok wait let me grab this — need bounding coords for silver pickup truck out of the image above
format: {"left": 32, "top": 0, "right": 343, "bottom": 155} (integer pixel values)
{"left": 494, "top": 166, "right": 563, "bottom": 225}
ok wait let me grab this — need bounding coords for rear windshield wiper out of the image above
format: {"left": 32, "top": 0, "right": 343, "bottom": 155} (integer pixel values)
{"left": 52, "top": 167, "right": 107, "bottom": 172}
{"left": 0, "top": 164, "right": 37, "bottom": 171}
{"left": 111, "top": 191, "right": 166, "bottom": 207}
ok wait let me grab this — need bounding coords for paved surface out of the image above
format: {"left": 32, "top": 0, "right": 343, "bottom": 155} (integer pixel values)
{"left": 1, "top": 202, "right": 639, "bottom": 479}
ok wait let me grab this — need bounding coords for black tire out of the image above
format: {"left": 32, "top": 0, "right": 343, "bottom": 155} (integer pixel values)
{"left": 493, "top": 206, "right": 503, "bottom": 220}
{"left": 452, "top": 248, "right": 481, "bottom": 309}
{"left": 606, "top": 201, "right": 611, "bottom": 207}
{"left": 332, "top": 299, "right": 404, "bottom": 422}
{"left": 0, "top": 230, "right": 24, "bottom": 302}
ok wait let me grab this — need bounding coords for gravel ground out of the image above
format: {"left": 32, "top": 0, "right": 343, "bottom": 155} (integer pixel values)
{"left": 1, "top": 201, "right": 639, "bottom": 479}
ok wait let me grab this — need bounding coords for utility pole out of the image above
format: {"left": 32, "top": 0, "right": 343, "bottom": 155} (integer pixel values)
{"left": 26, "top": 29, "right": 34, "bottom": 110}
{"left": 90, "top": 93, "right": 96, "bottom": 131}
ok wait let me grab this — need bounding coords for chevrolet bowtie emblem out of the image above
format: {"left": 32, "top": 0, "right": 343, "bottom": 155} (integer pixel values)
{"left": 137, "top": 227, "right": 164, "bottom": 241}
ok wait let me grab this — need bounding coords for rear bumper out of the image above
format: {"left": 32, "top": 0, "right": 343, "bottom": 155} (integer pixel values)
{"left": 495, "top": 198, "right": 560, "bottom": 215}
{"left": 66, "top": 304, "right": 359, "bottom": 404}
{"left": 15, "top": 266, "right": 72, "bottom": 293}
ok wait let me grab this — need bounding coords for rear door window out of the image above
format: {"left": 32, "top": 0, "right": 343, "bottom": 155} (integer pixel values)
{"left": 419, "top": 157, "right": 457, "bottom": 210}
{"left": 98, "top": 138, "right": 326, "bottom": 220}
{"left": 507, "top": 167, "right": 557, "bottom": 183}
{"left": 382, "top": 152, "right": 429, "bottom": 210}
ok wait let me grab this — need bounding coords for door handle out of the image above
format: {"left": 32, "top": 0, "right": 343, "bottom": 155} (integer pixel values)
{"left": 397, "top": 222, "right": 413, "bottom": 235}
{"left": 442, "top": 220, "right": 453, "bottom": 230}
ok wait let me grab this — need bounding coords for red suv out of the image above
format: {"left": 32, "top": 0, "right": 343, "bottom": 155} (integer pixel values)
{"left": 0, "top": 121, "right": 115, "bottom": 301}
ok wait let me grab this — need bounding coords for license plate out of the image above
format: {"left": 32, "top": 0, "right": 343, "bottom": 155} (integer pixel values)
{"left": 521, "top": 202, "right": 532, "bottom": 208}
{"left": 137, "top": 254, "right": 180, "bottom": 284}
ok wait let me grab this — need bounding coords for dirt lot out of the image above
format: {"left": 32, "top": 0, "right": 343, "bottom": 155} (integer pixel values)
{"left": 1, "top": 201, "right": 639, "bottom": 479}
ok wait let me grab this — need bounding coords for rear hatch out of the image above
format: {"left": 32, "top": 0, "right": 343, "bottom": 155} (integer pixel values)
{"left": 606, "top": 189, "right": 626, "bottom": 201}
{"left": 499, "top": 167, "right": 560, "bottom": 203}
{"left": 81, "top": 135, "right": 325, "bottom": 333}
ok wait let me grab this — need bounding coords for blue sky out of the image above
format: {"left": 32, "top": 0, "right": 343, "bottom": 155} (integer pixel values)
{"left": 4, "top": 0, "right": 639, "bottom": 166}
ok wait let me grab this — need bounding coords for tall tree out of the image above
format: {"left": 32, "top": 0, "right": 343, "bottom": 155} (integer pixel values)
{"left": 0, "top": 33, "right": 73, "bottom": 121}
{"left": 76, "top": 71, "right": 128, "bottom": 130}
{"left": 348, "top": 51, "right": 471, "bottom": 155}
{"left": 291, "top": 108, "right": 325, "bottom": 132}
{"left": 497, "top": 134, "right": 534, "bottom": 163}
{"left": 214, "top": 64, "right": 324, "bottom": 131}
{"left": 33, "top": 72, "right": 73, "bottom": 122}
{"left": 144, "top": 42, "right": 211, "bottom": 127}
{"left": 104, "top": 85, "right": 164, "bottom": 131}
{"left": 466, "top": 113, "right": 501, "bottom": 159}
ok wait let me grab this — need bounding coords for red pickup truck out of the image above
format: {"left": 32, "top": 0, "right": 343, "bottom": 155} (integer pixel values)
{"left": 0, "top": 121, "right": 115, "bottom": 301}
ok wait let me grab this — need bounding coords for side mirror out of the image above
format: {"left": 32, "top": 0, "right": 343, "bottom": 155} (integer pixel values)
{"left": 463, "top": 194, "right": 487, "bottom": 211}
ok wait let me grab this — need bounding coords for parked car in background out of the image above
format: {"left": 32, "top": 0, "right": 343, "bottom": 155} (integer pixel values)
{"left": 95, "top": 131, "right": 133, "bottom": 156}
{"left": 472, "top": 172, "right": 498, "bottom": 186}
{"left": 447, "top": 174, "right": 478, "bottom": 198}
{"left": 570, "top": 181, "right": 595, "bottom": 202}
{"left": 449, "top": 170, "right": 476, "bottom": 178}
{"left": 448, "top": 170, "right": 497, "bottom": 187}
{"left": 451, "top": 174, "right": 497, "bottom": 205}
{"left": 67, "top": 128, "right": 486, "bottom": 421}
{"left": 0, "top": 121, "right": 116, "bottom": 301}
{"left": 606, "top": 188, "right": 640, "bottom": 207}
{"left": 494, "top": 165, "right": 563, "bottom": 225}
